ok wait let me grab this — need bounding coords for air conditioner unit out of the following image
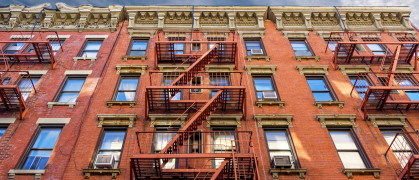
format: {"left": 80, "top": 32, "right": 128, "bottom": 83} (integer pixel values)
{"left": 251, "top": 49, "right": 264, "bottom": 55}
{"left": 262, "top": 91, "right": 277, "bottom": 101}
{"left": 94, "top": 154, "right": 115, "bottom": 169}
{"left": 273, "top": 156, "right": 292, "bottom": 168}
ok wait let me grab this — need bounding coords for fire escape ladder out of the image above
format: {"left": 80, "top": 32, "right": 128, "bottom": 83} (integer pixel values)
{"left": 159, "top": 90, "right": 224, "bottom": 166}
{"left": 211, "top": 159, "right": 230, "bottom": 180}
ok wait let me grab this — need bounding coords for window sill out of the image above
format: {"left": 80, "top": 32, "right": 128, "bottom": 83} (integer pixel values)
{"left": 8, "top": 169, "right": 45, "bottom": 179}
{"left": 342, "top": 168, "right": 380, "bottom": 179}
{"left": 246, "top": 55, "right": 270, "bottom": 62}
{"left": 106, "top": 101, "right": 136, "bottom": 108}
{"left": 270, "top": 168, "right": 307, "bottom": 179}
{"left": 314, "top": 101, "right": 344, "bottom": 109}
{"left": 295, "top": 56, "right": 320, "bottom": 62}
{"left": 73, "top": 57, "right": 97, "bottom": 62}
{"left": 82, "top": 169, "right": 121, "bottom": 179}
{"left": 122, "top": 55, "right": 147, "bottom": 61}
{"left": 255, "top": 100, "right": 285, "bottom": 108}
{"left": 47, "top": 102, "right": 76, "bottom": 108}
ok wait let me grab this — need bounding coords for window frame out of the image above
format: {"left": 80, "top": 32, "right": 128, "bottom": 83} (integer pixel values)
{"left": 3, "top": 41, "right": 28, "bottom": 54}
{"left": 290, "top": 39, "right": 315, "bottom": 56}
{"left": 263, "top": 128, "right": 300, "bottom": 168}
{"left": 348, "top": 74, "right": 373, "bottom": 99}
{"left": 126, "top": 39, "right": 149, "bottom": 56}
{"left": 209, "top": 73, "right": 231, "bottom": 98}
{"left": 89, "top": 127, "right": 128, "bottom": 169}
{"left": 306, "top": 75, "right": 338, "bottom": 101}
{"left": 77, "top": 39, "right": 104, "bottom": 58}
{"left": 18, "top": 75, "right": 42, "bottom": 101}
{"left": 211, "top": 127, "right": 238, "bottom": 168}
{"left": 152, "top": 126, "right": 180, "bottom": 169}
{"left": 17, "top": 124, "right": 63, "bottom": 169}
{"left": 112, "top": 75, "right": 141, "bottom": 101}
{"left": 328, "top": 128, "right": 373, "bottom": 169}
{"left": 53, "top": 75, "right": 87, "bottom": 102}
{"left": 168, "top": 37, "right": 185, "bottom": 55}
{"left": 48, "top": 38, "right": 66, "bottom": 55}
{"left": 244, "top": 38, "right": 266, "bottom": 56}
{"left": 162, "top": 75, "right": 183, "bottom": 100}
{"left": 252, "top": 75, "right": 280, "bottom": 101}
{"left": 190, "top": 76, "right": 203, "bottom": 93}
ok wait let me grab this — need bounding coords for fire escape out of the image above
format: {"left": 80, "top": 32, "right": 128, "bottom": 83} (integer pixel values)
{"left": 326, "top": 32, "right": 419, "bottom": 120}
{"left": 130, "top": 31, "right": 259, "bottom": 179}
{"left": 0, "top": 31, "right": 61, "bottom": 119}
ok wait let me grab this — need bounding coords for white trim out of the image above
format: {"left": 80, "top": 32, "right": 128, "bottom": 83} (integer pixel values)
{"left": 64, "top": 70, "right": 92, "bottom": 75}
{"left": 85, "top": 35, "right": 109, "bottom": 39}
{"left": 10, "top": 35, "right": 33, "bottom": 39}
{"left": 46, "top": 35, "right": 71, "bottom": 39}
{"left": 36, "top": 118, "right": 71, "bottom": 124}
{"left": 0, "top": 118, "right": 16, "bottom": 124}
{"left": 19, "top": 70, "right": 48, "bottom": 75}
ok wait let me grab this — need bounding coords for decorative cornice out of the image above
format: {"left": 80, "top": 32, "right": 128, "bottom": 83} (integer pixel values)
{"left": 254, "top": 114, "right": 294, "bottom": 128}
{"left": 316, "top": 114, "right": 356, "bottom": 128}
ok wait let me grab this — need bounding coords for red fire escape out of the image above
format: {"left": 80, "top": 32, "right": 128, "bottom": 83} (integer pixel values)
{"left": 0, "top": 31, "right": 61, "bottom": 119}
{"left": 326, "top": 32, "right": 419, "bottom": 120}
{"left": 384, "top": 132, "right": 419, "bottom": 180}
{"left": 130, "top": 31, "right": 259, "bottom": 179}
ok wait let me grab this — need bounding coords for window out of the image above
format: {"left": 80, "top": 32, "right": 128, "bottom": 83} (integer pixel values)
{"left": 326, "top": 38, "right": 342, "bottom": 52}
{"left": 163, "top": 75, "right": 182, "bottom": 100}
{"left": 2, "top": 77, "right": 11, "bottom": 85}
{"left": 3, "top": 42, "right": 26, "bottom": 54}
{"left": 306, "top": 76, "right": 336, "bottom": 101}
{"left": 264, "top": 129, "right": 299, "bottom": 168}
{"left": 210, "top": 74, "right": 230, "bottom": 98}
{"left": 380, "top": 128, "right": 414, "bottom": 167}
{"left": 208, "top": 37, "right": 225, "bottom": 49}
{"left": 244, "top": 39, "right": 265, "bottom": 56}
{"left": 212, "top": 127, "right": 237, "bottom": 168}
{"left": 92, "top": 128, "right": 127, "bottom": 169}
{"left": 113, "top": 75, "right": 140, "bottom": 101}
{"left": 329, "top": 129, "right": 370, "bottom": 169}
{"left": 55, "top": 76, "right": 86, "bottom": 102}
{"left": 290, "top": 40, "right": 314, "bottom": 56}
{"left": 0, "top": 125, "right": 8, "bottom": 139}
{"left": 191, "top": 39, "right": 201, "bottom": 51}
{"left": 153, "top": 127, "right": 179, "bottom": 169}
{"left": 79, "top": 40, "right": 103, "bottom": 58}
{"left": 49, "top": 39, "right": 65, "bottom": 55}
{"left": 128, "top": 39, "right": 148, "bottom": 56}
{"left": 169, "top": 37, "right": 185, "bottom": 55}
{"left": 252, "top": 75, "right": 279, "bottom": 101}
{"left": 190, "top": 76, "right": 202, "bottom": 93}
{"left": 18, "top": 75, "right": 41, "bottom": 100}
{"left": 20, "top": 126, "right": 62, "bottom": 170}
{"left": 348, "top": 75, "right": 371, "bottom": 99}
{"left": 395, "top": 76, "right": 419, "bottom": 101}
{"left": 366, "top": 44, "right": 388, "bottom": 55}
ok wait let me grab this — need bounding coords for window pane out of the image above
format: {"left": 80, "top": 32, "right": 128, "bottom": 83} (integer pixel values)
{"left": 129, "top": 50, "right": 146, "bottom": 56}
{"left": 154, "top": 132, "right": 176, "bottom": 151}
{"left": 32, "top": 129, "right": 62, "bottom": 149}
{"left": 406, "top": 91, "right": 419, "bottom": 101}
{"left": 57, "top": 93, "right": 79, "bottom": 102}
{"left": 174, "top": 43, "right": 184, "bottom": 51}
{"left": 381, "top": 130, "right": 399, "bottom": 145}
{"left": 100, "top": 131, "right": 126, "bottom": 150}
{"left": 397, "top": 79, "right": 415, "bottom": 87}
{"left": 0, "top": 128, "right": 6, "bottom": 139}
{"left": 328, "top": 42, "right": 338, "bottom": 51}
{"left": 63, "top": 79, "right": 85, "bottom": 91}
{"left": 313, "top": 92, "right": 333, "bottom": 101}
{"left": 7, "top": 43, "right": 25, "bottom": 51}
{"left": 294, "top": 50, "right": 313, "bottom": 56}
{"left": 210, "top": 77, "right": 229, "bottom": 86}
{"left": 119, "top": 78, "right": 139, "bottom": 91}
{"left": 19, "top": 77, "right": 40, "bottom": 92}
{"left": 116, "top": 92, "right": 136, "bottom": 101}
{"left": 330, "top": 131, "right": 357, "bottom": 150}
{"left": 338, "top": 152, "right": 366, "bottom": 169}
{"left": 265, "top": 131, "right": 290, "bottom": 150}
{"left": 22, "top": 150, "right": 52, "bottom": 170}
{"left": 85, "top": 41, "right": 103, "bottom": 50}
{"left": 291, "top": 42, "right": 308, "bottom": 51}
{"left": 82, "top": 52, "right": 98, "bottom": 58}
{"left": 254, "top": 78, "right": 274, "bottom": 91}
{"left": 307, "top": 79, "right": 329, "bottom": 91}
{"left": 131, "top": 41, "right": 147, "bottom": 50}
{"left": 213, "top": 132, "right": 235, "bottom": 151}
{"left": 245, "top": 41, "right": 262, "bottom": 49}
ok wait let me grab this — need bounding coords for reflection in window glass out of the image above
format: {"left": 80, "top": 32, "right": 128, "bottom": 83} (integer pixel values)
{"left": 80, "top": 40, "right": 103, "bottom": 58}
{"left": 57, "top": 77, "right": 86, "bottom": 102}
{"left": 265, "top": 130, "right": 297, "bottom": 168}
{"left": 291, "top": 41, "right": 313, "bottom": 56}
{"left": 129, "top": 40, "right": 148, "bottom": 56}
{"left": 115, "top": 76, "right": 140, "bottom": 101}
{"left": 253, "top": 76, "right": 277, "bottom": 101}
{"left": 306, "top": 77, "right": 335, "bottom": 101}
{"left": 95, "top": 130, "right": 127, "bottom": 169}
{"left": 329, "top": 130, "right": 367, "bottom": 169}
{"left": 19, "top": 76, "right": 41, "bottom": 100}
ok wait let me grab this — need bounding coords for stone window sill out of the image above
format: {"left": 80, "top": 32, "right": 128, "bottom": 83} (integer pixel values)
{"left": 246, "top": 55, "right": 270, "bottom": 62}
{"left": 73, "top": 57, "right": 97, "bottom": 62}
{"left": 106, "top": 101, "right": 136, "bottom": 108}
{"left": 295, "top": 56, "right": 320, "bottom": 62}
{"left": 47, "top": 102, "right": 76, "bottom": 108}
{"left": 122, "top": 55, "right": 147, "bottom": 61}
{"left": 255, "top": 100, "right": 285, "bottom": 108}
{"left": 342, "top": 168, "right": 380, "bottom": 179}
{"left": 82, "top": 169, "right": 121, "bottom": 179}
{"left": 314, "top": 101, "right": 344, "bottom": 109}
{"left": 270, "top": 168, "right": 307, "bottom": 179}
{"left": 8, "top": 169, "right": 45, "bottom": 179}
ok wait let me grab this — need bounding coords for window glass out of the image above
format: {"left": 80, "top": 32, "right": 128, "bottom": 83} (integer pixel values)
{"left": 395, "top": 77, "right": 419, "bottom": 101}
{"left": 22, "top": 128, "right": 62, "bottom": 170}
{"left": 153, "top": 127, "right": 178, "bottom": 169}
{"left": 19, "top": 76, "right": 40, "bottom": 100}
{"left": 94, "top": 130, "right": 127, "bottom": 169}
{"left": 306, "top": 77, "right": 335, "bottom": 101}
{"left": 80, "top": 40, "right": 103, "bottom": 57}
{"left": 57, "top": 77, "right": 86, "bottom": 102}
{"left": 129, "top": 40, "right": 148, "bottom": 56}
{"left": 212, "top": 129, "right": 236, "bottom": 168}
{"left": 329, "top": 130, "right": 367, "bottom": 169}
{"left": 265, "top": 130, "right": 297, "bottom": 168}
{"left": 49, "top": 39, "right": 65, "bottom": 55}
{"left": 0, "top": 128, "right": 6, "bottom": 139}
{"left": 328, "top": 41, "right": 338, "bottom": 52}
{"left": 4, "top": 43, "right": 26, "bottom": 54}
{"left": 245, "top": 40, "right": 264, "bottom": 56}
{"left": 291, "top": 41, "right": 313, "bottom": 56}
{"left": 253, "top": 76, "right": 278, "bottom": 101}
{"left": 163, "top": 76, "right": 182, "bottom": 100}
{"left": 115, "top": 76, "right": 140, "bottom": 101}
{"left": 366, "top": 44, "right": 386, "bottom": 55}
{"left": 349, "top": 76, "right": 370, "bottom": 99}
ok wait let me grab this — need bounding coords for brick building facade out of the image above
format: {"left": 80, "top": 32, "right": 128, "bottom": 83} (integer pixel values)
{"left": 0, "top": 3, "right": 417, "bottom": 180}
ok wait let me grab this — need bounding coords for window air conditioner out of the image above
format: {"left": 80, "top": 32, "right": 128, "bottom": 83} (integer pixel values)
{"left": 262, "top": 91, "right": 278, "bottom": 101}
{"left": 94, "top": 154, "right": 115, "bottom": 169}
{"left": 251, "top": 49, "right": 264, "bottom": 55}
{"left": 273, "top": 156, "right": 292, "bottom": 168}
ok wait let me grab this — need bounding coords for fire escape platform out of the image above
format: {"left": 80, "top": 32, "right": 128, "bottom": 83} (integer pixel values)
{"left": 398, "top": 155, "right": 419, "bottom": 180}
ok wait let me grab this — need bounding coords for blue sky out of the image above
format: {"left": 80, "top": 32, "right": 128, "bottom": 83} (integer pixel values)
{"left": 6, "top": 0, "right": 419, "bottom": 26}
